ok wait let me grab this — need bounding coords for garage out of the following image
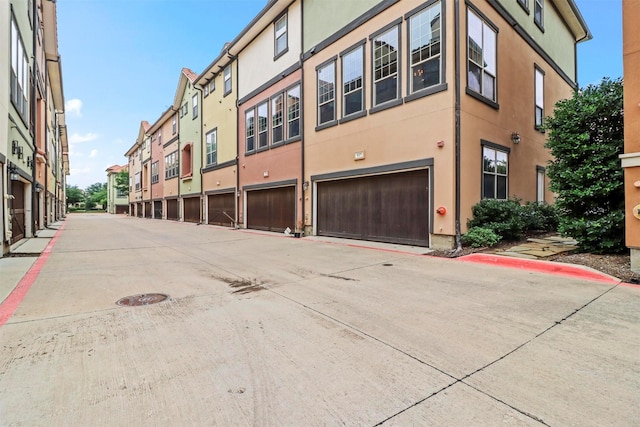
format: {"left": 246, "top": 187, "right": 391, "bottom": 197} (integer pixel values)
{"left": 246, "top": 186, "right": 295, "bottom": 233}
{"left": 144, "top": 202, "right": 152, "bottom": 218}
{"left": 10, "top": 180, "right": 25, "bottom": 244}
{"left": 115, "top": 205, "right": 128, "bottom": 214}
{"left": 153, "top": 201, "right": 162, "bottom": 219}
{"left": 316, "top": 169, "right": 430, "bottom": 246}
{"left": 208, "top": 193, "right": 235, "bottom": 227}
{"left": 183, "top": 196, "right": 201, "bottom": 223}
{"left": 166, "top": 199, "right": 178, "bottom": 221}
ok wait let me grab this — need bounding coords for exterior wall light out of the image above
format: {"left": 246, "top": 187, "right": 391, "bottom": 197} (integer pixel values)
{"left": 9, "top": 165, "right": 19, "bottom": 181}
{"left": 511, "top": 132, "right": 521, "bottom": 144}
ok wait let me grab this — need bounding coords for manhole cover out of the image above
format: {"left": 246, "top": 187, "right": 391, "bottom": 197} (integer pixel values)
{"left": 116, "top": 293, "right": 169, "bottom": 306}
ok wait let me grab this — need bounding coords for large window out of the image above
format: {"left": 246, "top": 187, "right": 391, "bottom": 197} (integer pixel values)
{"left": 257, "top": 101, "right": 269, "bottom": 149}
{"left": 245, "top": 109, "right": 255, "bottom": 153}
{"left": 482, "top": 146, "right": 508, "bottom": 199}
{"left": 287, "top": 84, "right": 301, "bottom": 139}
{"left": 342, "top": 45, "right": 364, "bottom": 117}
{"left": 317, "top": 61, "right": 336, "bottom": 126}
{"left": 172, "top": 115, "right": 177, "bottom": 134}
{"left": 206, "top": 129, "right": 217, "bottom": 165}
{"left": 271, "top": 93, "right": 284, "bottom": 144}
{"left": 409, "top": 2, "right": 442, "bottom": 94}
{"left": 10, "top": 15, "right": 29, "bottom": 121}
{"left": 274, "top": 13, "right": 288, "bottom": 58}
{"left": 535, "top": 67, "right": 544, "bottom": 129}
{"left": 534, "top": 0, "right": 544, "bottom": 28}
{"left": 165, "top": 151, "right": 178, "bottom": 179}
{"left": 372, "top": 25, "right": 400, "bottom": 106}
{"left": 151, "top": 161, "right": 159, "bottom": 184}
{"left": 467, "top": 9, "right": 497, "bottom": 103}
{"left": 192, "top": 94, "right": 198, "bottom": 118}
{"left": 135, "top": 172, "right": 141, "bottom": 191}
{"left": 224, "top": 65, "right": 232, "bottom": 95}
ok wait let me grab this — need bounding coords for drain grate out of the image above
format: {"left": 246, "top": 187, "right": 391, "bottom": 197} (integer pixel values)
{"left": 116, "top": 293, "right": 169, "bottom": 306}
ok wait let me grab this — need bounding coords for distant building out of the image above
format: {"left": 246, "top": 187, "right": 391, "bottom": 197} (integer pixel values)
{"left": 106, "top": 165, "right": 128, "bottom": 214}
{"left": 622, "top": 0, "right": 640, "bottom": 272}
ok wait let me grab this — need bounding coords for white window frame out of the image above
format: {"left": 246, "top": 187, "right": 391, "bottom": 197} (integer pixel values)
{"left": 287, "top": 84, "right": 301, "bottom": 140}
{"left": 317, "top": 60, "right": 336, "bottom": 126}
{"left": 206, "top": 129, "right": 217, "bottom": 165}
{"left": 372, "top": 25, "right": 400, "bottom": 107}
{"left": 482, "top": 145, "right": 509, "bottom": 200}
{"left": 342, "top": 45, "right": 364, "bottom": 118}
{"left": 151, "top": 161, "right": 159, "bottom": 184}
{"left": 172, "top": 115, "right": 177, "bottom": 134}
{"left": 467, "top": 8, "right": 497, "bottom": 103}
{"left": 274, "top": 13, "right": 288, "bottom": 58}
{"left": 192, "top": 94, "right": 198, "bottom": 118}
{"left": 257, "top": 101, "right": 269, "bottom": 149}
{"left": 224, "top": 65, "right": 232, "bottom": 96}
{"left": 535, "top": 66, "right": 544, "bottom": 130}
{"left": 534, "top": 0, "right": 544, "bottom": 28}
{"left": 271, "top": 93, "right": 284, "bottom": 145}
{"left": 408, "top": 2, "right": 442, "bottom": 94}
{"left": 165, "top": 151, "right": 178, "bottom": 179}
{"left": 245, "top": 109, "right": 255, "bottom": 153}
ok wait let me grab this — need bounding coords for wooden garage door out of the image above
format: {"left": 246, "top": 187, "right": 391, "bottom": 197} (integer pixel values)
{"left": 183, "top": 197, "right": 201, "bottom": 223}
{"left": 144, "top": 202, "right": 152, "bottom": 218}
{"left": 208, "top": 193, "right": 235, "bottom": 227}
{"left": 136, "top": 203, "right": 143, "bottom": 218}
{"left": 10, "top": 181, "right": 25, "bottom": 244}
{"left": 115, "top": 205, "right": 128, "bottom": 214}
{"left": 247, "top": 186, "right": 295, "bottom": 233}
{"left": 153, "top": 201, "right": 162, "bottom": 219}
{"left": 166, "top": 199, "right": 178, "bottom": 221}
{"left": 317, "top": 169, "right": 430, "bottom": 246}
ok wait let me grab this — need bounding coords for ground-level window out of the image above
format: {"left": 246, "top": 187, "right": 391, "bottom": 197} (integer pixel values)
{"left": 482, "top": 145, "right": 508, "bottom": 199}
{"left": 536, "top": 166, "right": 545, "bottom": 203}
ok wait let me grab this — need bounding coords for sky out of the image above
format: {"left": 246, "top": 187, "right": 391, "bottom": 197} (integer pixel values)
{"left": 56, "top": 0, "right": 623, "bottom": 190}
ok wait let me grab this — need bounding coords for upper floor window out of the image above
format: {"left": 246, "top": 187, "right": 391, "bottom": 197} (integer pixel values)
{"left": 287, "top": 84, "right": 301, "bottom": 139}
{"left": 246, "top": 109, "right": 255, "bottom": 153}
{"left": 534, "top": 0, "right": 544, "bottom": 28}
{"left": 135, "top": 172, "right": 141, "bottom": 191}
{"left": 165, "top": 151, "right": 178, "bottom": 179}
{"left": 158, "top": 130, "right": 162, "bottom": 145}
{"left": 342, "top": 45, "right": 364, "bottom": 118}
{"left": 317, "top": 60, "right": 336, "bottom": 126}
{"left": 274, "top": 13, "right": 288, "bottom": 58}
{"left": 409, "top": 2, "right": 442, "bottom": 94}
{"left": 10, "top": 15, "right": 29, "bottom": 122}
{"left": 172, "top": 115, "right": 177, "bottom": 134}
{"left": 209, "top": 80, "right": 215, "bottom": 93}
{"left": 372, "top": 25, "right": 400, "bottom": 107}
{"left": 517, "top": 0, "right": 529, "bottom": 12}
{"left": 151, "top": 161, "right": 159, "bottom": 184}
{"left": 467, "top": 8, "right": 497, "bottom": 103}
{"left": 482, "top": 145, "right": 508, "bottom": 200}
{"left": 224, "top": 65, "right": 232, "bottom": 96}
{"left": 206, "top": 129, "right": 217, "bottom": 165}
{"left": 257, "top": 101, "right": 269, "bottom": 149}
{"left": 181, "top": 102, "right": 188, "bottom": 117}
{"left": 535, "top": 67, "right": 544, "bottom": 130}
{"left": 204, "top": 84, "right": 209, "bottom": 97}
{"left": 192, "top": 94, "right": 198, "bottom": 118}
{"left": 272, "top": 93, "right": 284, "bottom": 145}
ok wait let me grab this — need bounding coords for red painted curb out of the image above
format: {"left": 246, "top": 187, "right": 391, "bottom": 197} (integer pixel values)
{"left": 457, "top": 253, "right": 622, "bottom": 285}
{"left": 0, "top": 223, "right": 65, "bottom": 327}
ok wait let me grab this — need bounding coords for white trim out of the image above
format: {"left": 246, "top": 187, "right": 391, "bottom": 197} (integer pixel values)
{"left": 620, "top": 152, "right": 640, "bottom": 168}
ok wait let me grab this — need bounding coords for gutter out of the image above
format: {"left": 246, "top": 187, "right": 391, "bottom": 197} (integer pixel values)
{"left": 454, "top": 0, "right": 462, "bottom": 252}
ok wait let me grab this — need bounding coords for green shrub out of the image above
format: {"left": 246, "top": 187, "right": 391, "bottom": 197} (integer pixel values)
{"left": 467, "top": 199, "right": 525, "bottom": 241}
{"left": 521, "top": 202, "right": 559, "bottom": 232}
{"left": 461, "top": 227, "right": 501, "bottom": 248}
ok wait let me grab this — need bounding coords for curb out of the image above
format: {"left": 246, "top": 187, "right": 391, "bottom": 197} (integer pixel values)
{"left": 457, "top": 253, "right": 622, "bottom": 285}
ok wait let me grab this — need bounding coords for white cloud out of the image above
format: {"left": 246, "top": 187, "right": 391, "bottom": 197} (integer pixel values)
{"left": 70, "top": 166, "right": 91, "bottom": 176}
{"left": 113, "top": 138, "right": 125, "bottom": 145}
{"left": 65, "top": 98, "right": 83, "bottom": 117}
{"left": 89, "top": 149, "right": 98, "bottom": 158}
{"left": 69, "top": 132, "right": 98, "bottom": 144}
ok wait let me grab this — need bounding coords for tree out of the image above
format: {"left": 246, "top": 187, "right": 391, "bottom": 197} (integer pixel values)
{"left": 85, "top": 182, "right": 107, "bottom": 210}
{"left": 66, "top": 185, "right": 84, "bottom": 206}
{"left": 545, "top": 77, "right": 624, "bottom": 253}
{"left": 115, "top": 170, "right": 129, "bottom": 196}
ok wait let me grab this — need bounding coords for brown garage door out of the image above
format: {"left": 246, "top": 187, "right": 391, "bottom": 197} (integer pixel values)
{"left": 115, "top": 205, "right": 128, "bottom": 214}
{"left": 166, "top": 199, "right": 178, "bottom": 221}
{"left": 10, "top": 181, "right": 25, "bottom": 244}
{"left": 246, "top": 186, "right": 295, "bottom": 233}
{"left": 183, "top": 196, "right": 201, "bottom": 223}
{"left": 317, "top": 169, "right": 430, "bottom": 246}
{"left": 153, "top": 201, "right": 162, "bottom": 219}
{"left": 144, "top": 202, "right": 152, "bottom": 218}
{"left": 137, "top": 203, "right": 143, "bottom": 218}
{"left": 208, "top": 193, "right": 235, "bottom": 227}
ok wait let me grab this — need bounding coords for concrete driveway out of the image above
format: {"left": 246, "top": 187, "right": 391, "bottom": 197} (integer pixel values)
{"left": 0, "top": 213, "right": 638, "bottom": 426}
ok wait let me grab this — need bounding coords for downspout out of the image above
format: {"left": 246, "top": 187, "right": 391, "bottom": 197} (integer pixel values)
{"left": 300, "top": 0, "right": 305, "bottom": 235}
{"left": 454, "top": 0, "right": 462, "bottom": 252}
{"left": 234, "top": 57, "right": 241, "bottom": 228}
{"left": 192, "top": 83, "right": 204, "bottom": 223}
{"left": 31, "top": 0, "right": 37, "bottom": 234}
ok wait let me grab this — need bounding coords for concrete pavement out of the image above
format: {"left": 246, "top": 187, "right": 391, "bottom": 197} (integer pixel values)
{"left": 0, "top": 213, "right": 638, "bottom": 426}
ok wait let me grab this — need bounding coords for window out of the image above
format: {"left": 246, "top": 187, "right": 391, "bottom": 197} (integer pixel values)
{"left": 172, "top": 115, "right": 177, "bottom": 134}
{"left": 409, "top": 2, "right": 442, "bottom": 94}
{"left": 257, "top": 101, "right": 269, "bottom": 149}
{"left": 151, "top": 161, "right": 159, "bottom": 184}
{"left": 535, "top": 67, "right": 544, "bottom": 129}
{"left": 482, "top": 146, "right": 508, "bottom": 199}
{"left": 287, "top": 84, "right": 301, "bottom": 139}
{"left": 224, "top": 65, "right": 232, "bottom": 95}
{"left": 536, "top": 166, "right": 545, "bottom": 203}
{"left": 342, "top": 45, "right": 364, "bottom": 117}
{"left": 10, "top": 15, "right": 29, "bottom": 121}
{"left": 181, "top": 102, "right": 188, "bottom": 117}
{"left": 274, "top": 14, "right": 288, "bottom": 58}
{"left": 467, "top": 9, "right": 497, "bottom": 102}
{"left": 517, "top": 0, "right": 529, "bottom": 11}
{"left": 373, "top": 25, "right": 400, "bottom": 106}
{"left": 246, "top": 109, "right": 255, "bottom": 152}
{"left": 206, "top": 129, "right": 217, "bottom": 165}
{"left": 135, "top": 172, "right": 141, "bottom": 191}
{"left": 165, "top": 151, "right": 178, "bottom": 179}
{"left": 158, "top": 130, "right": 162, "bottom": 145}
{"left": 182, "top": 144, "right": 192, "bottom": 177}
{"left": 204, "top": 84, "right": 209, "bottom": 97}
{"left": 209, "top": 80, "right": 215, "bottom": 93}
{"left": 317, "top": 61, "right": 336, "bottom": 125}
{"left": 272, "top": 93, "right": 284, "bottom": 144}
{"left": 192, "top": 94, "right": 198, "bottom": 118}
{"left": 534, "top": 0, "right": 543, "bottom": 28}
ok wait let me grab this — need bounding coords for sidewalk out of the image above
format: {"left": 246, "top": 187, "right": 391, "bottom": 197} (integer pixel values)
{"left": 0, "top": 222, "right": 64, "bottom": 305}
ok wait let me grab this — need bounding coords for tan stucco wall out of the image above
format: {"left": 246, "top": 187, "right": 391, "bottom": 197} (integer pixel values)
{"left": 163, "top": 139, "right": 179, "bottom": 200}
{"left": 238, "top": 1, "right": 302, "bottom": 99}
{"left": 238, "top": 71, "right": 303, "bottom": 226}
{"left": 623, "top": 0, "right": 640, "bottom": 251}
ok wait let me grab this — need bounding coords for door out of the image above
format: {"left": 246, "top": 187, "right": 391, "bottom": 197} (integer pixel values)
{"left": 166, "top": 199, "right": 178, "bottom": 220}
{"left": 183, "top": 197, "right": 201, "bottom": 223}
{"left": 10, "top": 181, "right": 25, "bottom": 244}
{"left": 208, "top": 193, "right": 235, "bottom": 227}
{"left": 246, "top": 186, "right": 295, "bottom": 233}
{"left": 316, "top": 169, "right": 430, "bottom": 246}
{"left": 153, "top": 201, "right": 163, "bottom": 219}
{"left": 145, "top": 202, "right": 152, "bottom": 218}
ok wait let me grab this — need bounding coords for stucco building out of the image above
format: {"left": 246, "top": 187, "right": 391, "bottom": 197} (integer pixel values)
{"left": 105, "top": 164, "right": 128, "bottom": 214}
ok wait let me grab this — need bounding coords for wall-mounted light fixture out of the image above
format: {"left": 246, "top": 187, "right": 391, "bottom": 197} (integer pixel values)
{"left": 11, "top": 140, "right": 19, "bottom": 155}
{"left": 27, "top": 156, "right": 33, "bottom": 168}
{"left": 8, "top": 164, "right": 19, "bottom": 181}
{"left": 17, "top": 146, "right": 24, "bottom": 159}
{"left": 302, "top": 181, "right": 309, "bottom": 191}
{"left": 511, "top": 132, "right": 521, "bottom": 144}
